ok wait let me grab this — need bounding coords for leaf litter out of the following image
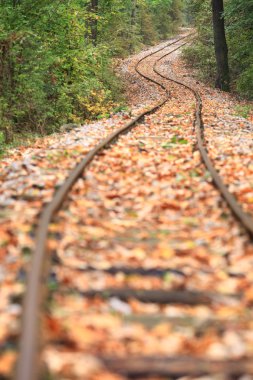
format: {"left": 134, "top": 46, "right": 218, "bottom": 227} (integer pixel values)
{"left": 0, "top": 34, "right": 253, "bottom": 379}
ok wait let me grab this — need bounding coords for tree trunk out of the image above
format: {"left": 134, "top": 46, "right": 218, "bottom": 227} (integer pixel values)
{"left": 90, "top": 0, "right": 98, "bottom": 45}
{"left": 211, "top": 0, "right": 230, "bottom": 91}
{"left": 129, "top": 0, "right": 137, "bottom": 53}
{"left": 131, "top": 0, "right": 137, "bottom": 27}
{"left": 4, "top": 125, "right": 13, "bottom": 144}
{"left": 13, "top": 0, "right": 20, "bottom": 7}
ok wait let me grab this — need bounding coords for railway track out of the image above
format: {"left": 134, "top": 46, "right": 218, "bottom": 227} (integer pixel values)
{"left": 14, "top": 33, "right": 253, "bottom": 380}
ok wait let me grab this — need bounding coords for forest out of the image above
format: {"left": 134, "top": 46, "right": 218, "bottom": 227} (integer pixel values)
{"left": 0, "top": 0, "right": 183, "bottom": 145}
{"left": 0, "top": 0, "right": 251, "bottom": 147}
{"left": 184, "top": 0, "right": 253, "bottom": 98}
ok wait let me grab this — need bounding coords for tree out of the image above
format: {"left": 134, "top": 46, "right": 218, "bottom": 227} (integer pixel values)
{"left": 225, "top": 0, "right": 253, "bottom": 99}
{"left": 0, "top": 0, "right": 184, "bottom": 144}
{"left": 211, "top": 0, "right": 230, "bottom": 91}
{"left": 90, "top": 0, "right": 99, "bottom": 45}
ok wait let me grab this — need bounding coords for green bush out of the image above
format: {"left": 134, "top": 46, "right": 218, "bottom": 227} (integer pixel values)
{"left": 0, "top": 0, "right": 184, "bottom": 144}
{"left": 0, "top": 1, "right": 122, "bottom": 138}
{"left": 226, "top": 0, "right": 253, "bottom": 98}
{"left": 237, "top": 65, "right": 253, "bottom": 99}
{"left": 182, "top": 0, "right": 217, "bottom": 85}
{"left": 183, "top": 41, "right": 216, "bottom": 82}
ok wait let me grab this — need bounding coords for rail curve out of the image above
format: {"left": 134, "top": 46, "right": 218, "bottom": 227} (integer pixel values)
{"left": 15, "top": 33, "right": 193, "bottom": 380}
{"left": 14, "top": 32, "right": 253, "bottom": 380}
{"left": 152, "top": 43, "right": 253, "bottom": 236}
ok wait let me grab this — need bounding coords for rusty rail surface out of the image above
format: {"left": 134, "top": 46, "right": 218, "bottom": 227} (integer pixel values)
{"left": 101, "top": 357, "right": 253, "bottom": 377}
{"left": 15, "top": 32, "right": 253, "bottom": 380}
{"left": 15, "top": 33, "right": 192, "bottom": 380}
{"left": 153, "top": 41, "right": 253, "bottom": 236}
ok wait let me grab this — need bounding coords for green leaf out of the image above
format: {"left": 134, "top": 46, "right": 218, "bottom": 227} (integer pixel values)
{"left": 161, "top": 141, "right": 173, "bottom": 149}
{"left": 170, "top": 136, "right": 188, "bottom": 144}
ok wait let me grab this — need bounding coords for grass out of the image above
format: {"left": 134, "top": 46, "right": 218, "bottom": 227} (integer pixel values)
{"left": 0, "top": 131, "right": 41, "bottom": 158}
{"left": 96, "top": 104, "right": 129, "bottom": 120}
{"left": 234, "top": 104, "right": 252, "bottom": 119}
{"left": 0, "top": 102, "right": 129, "bottom": 158}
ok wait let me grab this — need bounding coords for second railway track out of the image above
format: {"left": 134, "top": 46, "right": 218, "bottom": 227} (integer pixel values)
{"left": 15, "top": 32, "right": 253, "bottom": 380}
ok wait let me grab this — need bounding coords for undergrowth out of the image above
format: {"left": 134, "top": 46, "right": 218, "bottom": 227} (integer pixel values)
{"left": 183, "top": 0, "right": 253, "bottom": 100}
{"left": 0, "top": 0, "right": 184, "bottom": 148}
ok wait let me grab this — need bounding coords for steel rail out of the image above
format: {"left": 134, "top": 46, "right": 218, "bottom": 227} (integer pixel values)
{"left": 14, "top": 33, "right": 193, "bottom": 380}
{"left": 15, "top": 30, "right": 253, "bottom": 380}
{"left": 135, "top": 32, "right": 195, "bottom": 91}
{"left": 97, "top": 38, "right": 253, "bottom": 378}
{"left": 58, "top": 288, "right": 240, "bottom": 306}
{"left": 54, "top": 264, "right": 186, "bottom": 277}
{"left": 101, "top": 356, "right": 253, "bottom": 377}
{"left": 153, "top": 44, "right": 253, "bottom": 237}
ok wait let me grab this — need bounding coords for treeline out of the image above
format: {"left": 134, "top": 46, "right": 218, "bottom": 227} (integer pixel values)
{"left": 184, "top": 0, "right": 253, "bottom": 99}
{"left": 0, "top": 0, "right": 183, "bottom": 143}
